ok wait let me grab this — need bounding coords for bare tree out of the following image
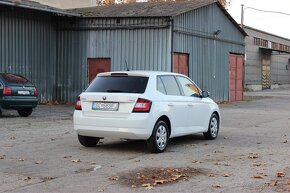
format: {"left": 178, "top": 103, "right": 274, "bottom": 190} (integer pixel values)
{"left": 218, "top": 0, "right": 231, "bottom": 8}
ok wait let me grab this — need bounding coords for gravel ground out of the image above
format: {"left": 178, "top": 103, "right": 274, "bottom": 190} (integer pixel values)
{"left": 0, "top": 88, "right": 289, "bottom": 193}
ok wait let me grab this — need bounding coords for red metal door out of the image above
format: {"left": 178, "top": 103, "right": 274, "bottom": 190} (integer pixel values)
{"left": 88, "top": 58, "right": 111, "bottom": 83}
{"left": 173, "top": 53, "right": 189, "bottom": 76}
{"left": 229, "top": 54, "right": 244, "bottom": 101}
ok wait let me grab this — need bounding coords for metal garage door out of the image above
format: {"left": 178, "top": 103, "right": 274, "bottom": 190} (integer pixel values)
{"left": 173, "top": 53, "right": 189, "bottom": 76}
{"left": 229, "top": 54, "right": 244, "bottom": 101}
{"left": 88, "top": 58, "right": 111, "bottom": 83}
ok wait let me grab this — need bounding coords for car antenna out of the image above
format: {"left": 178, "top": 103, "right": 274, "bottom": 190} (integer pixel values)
{"left": 125, "top": 60, "right": 130, "bottom": 71}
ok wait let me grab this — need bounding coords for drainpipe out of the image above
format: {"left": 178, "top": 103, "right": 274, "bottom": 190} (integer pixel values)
{"left": 170, "top": 17, "right": 174, "bottom": 72}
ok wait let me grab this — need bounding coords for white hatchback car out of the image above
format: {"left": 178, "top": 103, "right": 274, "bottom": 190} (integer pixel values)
{"left": 73, "top": 71, "right": 220, "bottom": 153}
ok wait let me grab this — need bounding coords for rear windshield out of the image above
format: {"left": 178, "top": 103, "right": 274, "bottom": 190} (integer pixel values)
{"left": 1, "top": 74, "right": 31, "bottom": 84}
{"left": 86, "top": 76, "right": 149, "bottom": 93}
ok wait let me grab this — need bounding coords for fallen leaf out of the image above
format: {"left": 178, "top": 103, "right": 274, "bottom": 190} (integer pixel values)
{"left": 41, "top": 176, "right": 55, "bottom": 182}
{"left": 0, "top": 155, "right": 5, "bottom": 159}
{"left": 282, "top": 140, "right": 288, "bottom": 143}
{"left": 287, "top": 179, "right": 290, "bottom": 185}
{"left": 171, "top": 174, "right": 182, "bottom": 181}
{"left": 35, "top": 160, "right": 43, "bottom": 164}
{"left": 276, "top": 171, "right": 285, "bottom": 178}
{"left": 10, "top": 136, "right": 16, "bottom": 140}
{"left": 251, "top": 175, "right": 263, "bottom": 179}
{"left": 248, "top": 153, "right": 259, "bottom": 159}
{"left": 154, "top": 179, "right": 167, "bottom": 184}
{"left": 131, "top": 185, "right": 137, "bottom": 188}
{"left": 108, "top": 176, "right": 119, "bottom": 181}
{"left": 23, "top": 176, "right": 31, "bottom": 181}
{"left": 192, "top": 160, "right": 201, "bottom": 164}
{"left": 208, "top": 173, "right": 215, "bottom": 177}
{"left": 266, "top": 180, "right": 278, "bottom": 186}
{"left": 252, "top": 163, "right": 262, "bottom": 167}
{"left": 145, "top": 186, "right": 154, "bottom": 190}
{"left": 142, "top": 183, "right": 154, "bottom": 190}
{"left": 137, "top": 174, "right": 146, "bottom": 180}
{"left": 212, "top": 184, "right": 222, "bottom": 188}
{"left": 18, "top": 158, "right": 25, "bottom": 161}
{"left": 223, "top": 173, "right": 230, "bottom": 177}
{"left": 71, "top": 159, "right": 81, "bottom": 163}
{"left": 63, "top": 156, "right": 72, "bottom": 158}
{"left": 98, "top": 189, "right": 104, "bottom": 192}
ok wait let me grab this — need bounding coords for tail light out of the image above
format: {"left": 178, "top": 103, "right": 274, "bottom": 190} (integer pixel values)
{"left": 33, "top": 87, "right": 38, "bottom": 97}
{"left": 3, "top": 86, "right": 12, "bottom": 95}
{"left": 75, "top": 96, "right": 82, "bottom": 110}
{"left": 133, "top": 98, "right": 151, "bottom": 113}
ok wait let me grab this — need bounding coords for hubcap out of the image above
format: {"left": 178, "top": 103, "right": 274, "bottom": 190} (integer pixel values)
{"left": 210, "top": 117, "right": 218, "bottom": 138}
{"left": 156, "top": 125, "right": 167, "bottom": 150}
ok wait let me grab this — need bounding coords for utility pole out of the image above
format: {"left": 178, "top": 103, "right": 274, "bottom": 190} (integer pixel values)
{"left": 241, "top": 4, "right": 244, "bottom": 29}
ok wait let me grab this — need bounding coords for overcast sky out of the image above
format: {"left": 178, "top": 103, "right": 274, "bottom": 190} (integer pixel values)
{"left": 227, "top": 0, "right": 290, "bottom": 39}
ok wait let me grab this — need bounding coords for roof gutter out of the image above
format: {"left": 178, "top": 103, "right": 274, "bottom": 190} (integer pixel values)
{"left": 0, "top": 1, "right": 80, "bottom": 17}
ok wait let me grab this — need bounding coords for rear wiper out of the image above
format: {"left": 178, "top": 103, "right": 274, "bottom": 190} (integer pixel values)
{"left": 106, "top": 89, "right": 123, "bottom": 93}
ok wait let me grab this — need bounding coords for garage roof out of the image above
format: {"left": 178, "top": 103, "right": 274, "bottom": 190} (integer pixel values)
{"left": 68, "top": 0, "right": 215, "bottom": 18}
{"left": 68, "top": 0, "right": 247, "bottom": 36}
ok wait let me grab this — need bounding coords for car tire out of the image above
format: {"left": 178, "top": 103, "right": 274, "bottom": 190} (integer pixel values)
{"left": 147, "top": 120, "right": 169, "bottom": 153}
{"left": 17, "top": 108, "right": 33, "bottom": 117}
{"left": 203, "top": 113, "right": 219, "bottom": 140}
{"left": 78, "top": 135, "right": 100, "bottom": 147}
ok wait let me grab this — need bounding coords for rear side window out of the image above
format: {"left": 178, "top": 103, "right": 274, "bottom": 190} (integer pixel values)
{"left": 159, "top": 75, "right": 182, "bottom": 96}
{"left": 86, "top": 76, "right": 149, "bottom": 93}
{"left": 1, "top": 74, "right": 31, "bottom": 84}
{"left": 157, "top": 77, "right": 166, "bottom": 94}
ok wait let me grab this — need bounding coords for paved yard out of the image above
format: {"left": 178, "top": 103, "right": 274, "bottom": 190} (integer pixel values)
{"left": 0, "top": 88, "right": 289, "bottom": 193}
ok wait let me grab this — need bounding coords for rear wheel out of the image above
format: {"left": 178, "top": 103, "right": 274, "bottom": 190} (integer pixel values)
{"left": 78, "top": 135, "right": 100, "bottom": 147}
{"left": 147, "top": 120, "right": 169, "bottom": 153}
{"left": 203, "top": 113, "right": 219, "bottom": 140}
{"left": 17, "top": 108, "right": 33, "bottom": 117}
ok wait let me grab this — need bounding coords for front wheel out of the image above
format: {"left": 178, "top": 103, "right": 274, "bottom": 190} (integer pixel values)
{"left": 78, "top": 135, "right": 100, "bottom": 147}
{"left": 203, "top": 113, "right": 219, "bottom": 140}
{"left": 147, "top": 120, "right": 169, "bottom": 153}
{"left": 17, "top": 108, "right": 33, "bottom": 117}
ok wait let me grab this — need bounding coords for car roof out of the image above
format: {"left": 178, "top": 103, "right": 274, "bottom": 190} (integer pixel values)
{"left": 98, "top": 71, "right": 184, "bottom": 77}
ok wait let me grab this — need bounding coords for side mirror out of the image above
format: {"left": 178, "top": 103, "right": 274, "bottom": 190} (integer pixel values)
{"left": 202, "top": 91, "right": 210, "bottom": 98}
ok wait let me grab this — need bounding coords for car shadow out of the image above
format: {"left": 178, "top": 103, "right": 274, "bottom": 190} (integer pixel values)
{"left": 92, "top": 134, "right": 208, "bottom": 153}
{"left": 95, "top": 139, "right": 147, "bottom": 153}
{"left": 0, "top": 112, "right": 19, "bottom": 118}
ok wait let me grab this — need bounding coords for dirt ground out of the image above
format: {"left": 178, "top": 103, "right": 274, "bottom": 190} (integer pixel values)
{"left": 0, "top": 88, "right": 289, "bottom": 193}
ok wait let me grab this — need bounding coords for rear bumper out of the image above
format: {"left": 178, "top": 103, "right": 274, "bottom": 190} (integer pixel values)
{"left": 73, "top": 110, "right": 154, "bottom": 140}
{"left": 0, "top": 97, "right": 38, "bottom": 109}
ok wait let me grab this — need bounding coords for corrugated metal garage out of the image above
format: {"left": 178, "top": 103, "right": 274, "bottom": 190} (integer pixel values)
{"left": 1, "top": 0, "right": 246, "bottom": 103}
{"left": 60, "top": 0, "right": 246, "bottom": 102}
{"left": 0, "top": 0, "right": 78, "bottom": 103}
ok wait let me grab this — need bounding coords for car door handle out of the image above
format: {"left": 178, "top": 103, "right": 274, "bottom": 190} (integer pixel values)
{"left": 168, "top": 103, "right": 174, "bottom": 107}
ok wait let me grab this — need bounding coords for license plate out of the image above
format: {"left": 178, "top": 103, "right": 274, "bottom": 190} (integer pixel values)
{"left": 18, "top": 90, "right": 30, "bottom": 95}
{"left": 92, "top": 102, "right": 119, "bottom": 111}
